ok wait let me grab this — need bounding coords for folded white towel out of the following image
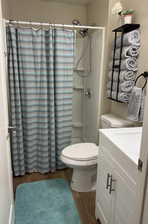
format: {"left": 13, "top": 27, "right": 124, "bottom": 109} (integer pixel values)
{"left": 128, "top": 87, "right": 144, "bottom": 121}
{"left": 109, "top": 58, "right": 138, "bottom": 71}
{"left": 107, "top": 90, "right": 129, "bottom": 103}
{"left": 115, "top": 29, "right": 140, "bottom": 48}
{"left": 108, "top": 71, "right": 136, "bottom": 82}
{"left": 114, "top": 46, "right": 139, "bottom": 59}
{"left": 107, "top": 80, "right": 134, "bottom": 93}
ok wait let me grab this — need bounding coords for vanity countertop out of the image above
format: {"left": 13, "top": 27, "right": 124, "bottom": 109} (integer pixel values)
{"left": 99, "top": 127, "right": 142, "bottom": 166}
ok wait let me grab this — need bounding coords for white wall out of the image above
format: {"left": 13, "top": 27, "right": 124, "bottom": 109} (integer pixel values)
{"left": 107, "top": 0, "right": 148, "bottom": 119}
{"left": 143, "top": 180, "right": 148, "bottom": 223}
{"left": 87, "top": 0, "right": 148, "bottom": 120}
{"left": 87, "top": 0, "right": 108, "bottom": 27}
{"left": 1, "top": 0, "right": 10, "bottom": 18}
{"left": 7, "top": 0, "right": 87, "bottom": 24}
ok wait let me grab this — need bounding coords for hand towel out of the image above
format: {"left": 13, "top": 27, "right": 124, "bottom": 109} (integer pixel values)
{"left": 109, "top": 58, "right": 138, "bottom": 71}
{"left": 107, "top": 80, "right": 134, "bottom": 93}
{"left": 107, "top": 90, "right": 129, "bottom": 103}
{"left": 74, "top": 36, "right": 90, "bottom": 72}
{"left": 108, "top": 71, "right": 136, "bottom": 82}
{"left": 139, "top": 91, "right": 145, "bottom": 122}
{"left": 115, "top": 29, "right": 140, "bottom": 48}
{"left": 113, "top": 46, "right": 139, "bottom": 59}
{"left": 128, "top": 86, "right": 144, "bottom": 121}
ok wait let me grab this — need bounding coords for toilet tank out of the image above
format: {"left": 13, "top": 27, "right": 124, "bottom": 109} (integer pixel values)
{"left": 101, "top": 114, "right": 135, "bottom": 129}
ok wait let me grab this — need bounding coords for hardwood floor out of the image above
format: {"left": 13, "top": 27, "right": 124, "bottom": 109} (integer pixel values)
{"left": 13, "top": 169, "right": 98, "bottom": 224}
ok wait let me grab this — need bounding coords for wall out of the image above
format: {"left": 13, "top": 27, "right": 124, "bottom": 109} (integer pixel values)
{"left": 87, "top": 0, "right": 148, "bottom": 121}
{"left": 7, "top": 0, "right": 87, "bottom": 24}
{"left": 143, "top": 179, "right": 148, "bottom": 223}
{"left": 87, "top": 0, "right": 108, "bottom": 27}
{"left": 1, "top": 0, "right": 10, "bottom": 18}
{"left": 87, "top": 0, "right": 111, "bottom": 129}
{"left": 109, "top": 0, "right": 148, "bottom": 118}
{"left": 87, "top": 0, "right": 131, "bottom": 120}
{"left": 87, "top": 0, "right": 148, "bottom": 120}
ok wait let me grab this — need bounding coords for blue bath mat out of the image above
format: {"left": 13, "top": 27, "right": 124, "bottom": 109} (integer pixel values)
{"left": 15, "top": 178, "right": 81, "bottom": 224}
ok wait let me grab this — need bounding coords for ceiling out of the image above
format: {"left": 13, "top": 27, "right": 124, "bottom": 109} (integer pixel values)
{"left": 43, "top": 0, "right": 92, "bottom": 5}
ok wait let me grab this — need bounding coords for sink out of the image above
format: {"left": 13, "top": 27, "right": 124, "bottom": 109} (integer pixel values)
{"left": 100, "top": 127, "right": 142, "bottom": 165}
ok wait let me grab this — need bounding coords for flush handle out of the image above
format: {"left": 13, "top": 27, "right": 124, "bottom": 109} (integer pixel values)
{"left": 138, "top": 158, "right": 143, "bottom": 172}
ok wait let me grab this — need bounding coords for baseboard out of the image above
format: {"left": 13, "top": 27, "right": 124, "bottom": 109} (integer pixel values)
{"left": 9, "top": 203, "right": 15, "bottom": 224}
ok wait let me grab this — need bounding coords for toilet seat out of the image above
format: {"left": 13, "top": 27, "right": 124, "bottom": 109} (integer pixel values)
{"left": 61, "top": 143, "right": 98, "bottom": 162}
{"left": 61, "top": 154, "right": 97, "bottom": 167}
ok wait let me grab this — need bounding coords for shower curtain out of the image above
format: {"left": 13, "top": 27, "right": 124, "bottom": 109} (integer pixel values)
{"left": 7, "top": 26, "right": 74, "bottom": 176}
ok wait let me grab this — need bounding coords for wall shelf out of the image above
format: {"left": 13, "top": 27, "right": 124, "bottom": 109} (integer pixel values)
{"left": 107, "top": 23, "right": 140, "bottom": 103}
{"left": 112, "top": 24, "right": 140, "bottom": 33}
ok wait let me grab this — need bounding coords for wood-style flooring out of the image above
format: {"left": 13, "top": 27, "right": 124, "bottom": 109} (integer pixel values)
{"left": 13, "top": 168, "right": 98, "bottom": 224}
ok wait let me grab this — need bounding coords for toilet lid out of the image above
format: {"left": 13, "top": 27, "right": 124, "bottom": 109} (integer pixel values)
{"left": 62, "top": 143, "right": 98, "bottom": 161}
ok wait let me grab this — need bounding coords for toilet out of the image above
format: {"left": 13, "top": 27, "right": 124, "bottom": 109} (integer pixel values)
{"left": 60, "top": 114, "right": 135, "bottom": 192}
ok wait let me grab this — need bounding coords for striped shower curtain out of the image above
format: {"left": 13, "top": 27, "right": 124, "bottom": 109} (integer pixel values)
{"left": 7, "top": 26, "right": 74, "bottom": 176}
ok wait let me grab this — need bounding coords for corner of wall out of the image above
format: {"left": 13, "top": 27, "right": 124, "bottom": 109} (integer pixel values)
{"left": 87, "top": 0, "right": 111, "bottom": 122}
{"left": 1, "top": 0, "right": 10, "bottom": 19}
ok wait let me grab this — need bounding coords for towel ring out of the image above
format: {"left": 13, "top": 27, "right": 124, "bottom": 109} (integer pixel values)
{"left": 135, "top": 72, "right": 148, "bottom": 90}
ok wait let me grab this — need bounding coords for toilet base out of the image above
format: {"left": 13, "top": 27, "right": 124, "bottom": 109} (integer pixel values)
{"left": 71, "top": 165, "right": 97, "bottom": 192}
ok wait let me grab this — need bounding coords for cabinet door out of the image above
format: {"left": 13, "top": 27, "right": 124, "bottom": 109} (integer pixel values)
{"left": 112, "top": 169, "right": 137, "bottom": 224}
{"left": 96, "top": 152, "right": 114, "bottom": 224}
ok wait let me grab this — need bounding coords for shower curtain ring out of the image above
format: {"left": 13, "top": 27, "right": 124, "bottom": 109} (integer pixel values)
{"left": 48, "top": 21, "right": 51, "bottom": 29}
{"left": 51, "top": 22, "right": 54, "bottom": 31}
{"left": 29, "top": 20, "right": 32, "bottom": 28}
{"left": 49, "top": 21, "right": 51, "bottom": 28}
{"left": 40, "top": 22, "right": 42, "bottom": 30}
{"left": 17, "top": 20, "right": 21, "bottom": 28}
{"left": 73, "top": 24, "right": 76, "bottom": 35}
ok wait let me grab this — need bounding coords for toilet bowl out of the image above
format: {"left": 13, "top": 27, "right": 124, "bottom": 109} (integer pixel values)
{"left": 61, "top": 113, "right": 136, "bottom": 192}
{"left": 61, "top": 143, "right": 98, "bottom": 192}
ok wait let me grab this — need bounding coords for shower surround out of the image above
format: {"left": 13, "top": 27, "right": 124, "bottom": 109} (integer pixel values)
{"left": 72, "top": 29, "right": 104, "bottom": 144}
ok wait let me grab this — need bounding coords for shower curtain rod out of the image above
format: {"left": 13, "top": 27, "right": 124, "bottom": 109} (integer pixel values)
{"left": 5, "top": 19, "right": 104, "bottom": 30}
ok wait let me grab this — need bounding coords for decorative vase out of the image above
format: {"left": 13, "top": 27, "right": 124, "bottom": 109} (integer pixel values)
{"left": 123, "top": 14, "right": 133, "bottom": 24}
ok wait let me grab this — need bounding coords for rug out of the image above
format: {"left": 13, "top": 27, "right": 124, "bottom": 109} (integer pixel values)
{"left": 15, "top": 178, "right": 81, "bottom": 224}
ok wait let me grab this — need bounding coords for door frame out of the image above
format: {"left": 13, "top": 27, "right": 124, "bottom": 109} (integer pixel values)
{"left": 135, "top": 84, "right": 148, "bottom": 224}
{"left": 0, "top": 0, "right": 14, "bottom": 223}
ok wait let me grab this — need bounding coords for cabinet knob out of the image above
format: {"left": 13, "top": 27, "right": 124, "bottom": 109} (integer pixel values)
{"left": 109, "top": 175, "right": 116, "bottom": 194}
{"left": 106, "top": 173, "right": 111, "bottom": 189}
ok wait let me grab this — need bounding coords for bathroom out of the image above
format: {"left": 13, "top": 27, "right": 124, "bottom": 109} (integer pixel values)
{"left": 0, "top": 0, "right": 148, "bottom": 224}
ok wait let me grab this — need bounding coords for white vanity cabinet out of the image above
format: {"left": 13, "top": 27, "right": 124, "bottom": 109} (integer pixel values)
{"left": 96, "top": 128, "right": 140, "bottom": 224}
